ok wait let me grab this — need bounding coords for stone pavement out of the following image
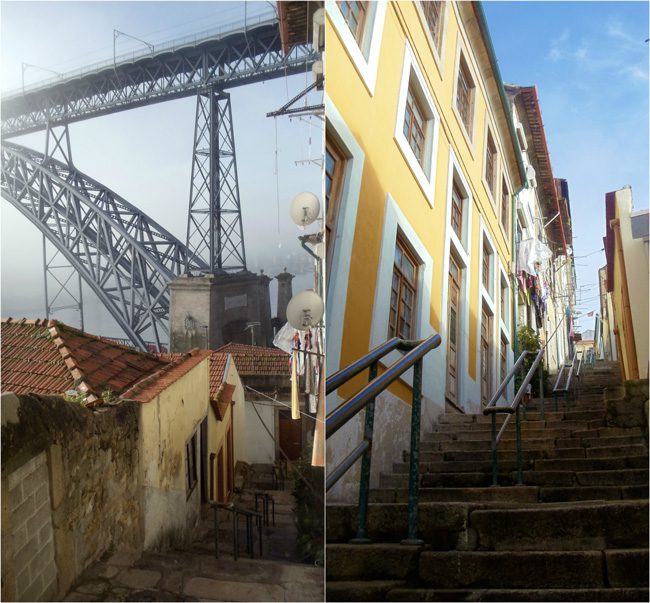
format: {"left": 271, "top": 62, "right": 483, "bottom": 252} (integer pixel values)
{"left": 63, "top": 549, "right": 324, "bottom": 602}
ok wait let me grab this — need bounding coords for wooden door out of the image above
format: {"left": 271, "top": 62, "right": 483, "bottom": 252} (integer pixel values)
{"left": 481, "top": 308, "right": 491, "bottom": 405}
{"left": 217, "top": 447, "right": 225, "bottom": 502}
{"left": 226, "top": 425, "right": 233, "bottom": 499}
{"left": 200, "top": 418, "right": 208, "bottom": 503}
{"left": 446, "top": 257, "right": 461, "bottom": 403}
{"left": 278, "top": 410, "right": 302, "bottom": 460}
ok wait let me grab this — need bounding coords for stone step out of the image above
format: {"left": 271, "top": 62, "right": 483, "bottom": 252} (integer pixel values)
{"left": 327, "top": 547, "right": 649, "bottom": 589}
{"left": 425, "top": 428, "right": 574, "bottom": 443}
{"left": 369, "top": 484, "right": 645, "bottom": 505}
{"left": 326, "top": 580, "right": 406, "bottom": 602}
{"left": 533, "top": 456, "right": 648, "bottom": 472}
{"left": 556, "top": 435, "right": 647, "bottom": 449}
{"left": 470, "top": 501, "right": 648, "bottom": 551}
{"left": 424, "top": 439, "right": 553, "bottom": 453}
{"left": 383, "top": 587, "right": 649, "bottom": 601}
{"left": 417, "top": 550, "right": 647, "bottom": 589}
{"left": 587, "top": 444, "right": 649, "bottom": 458}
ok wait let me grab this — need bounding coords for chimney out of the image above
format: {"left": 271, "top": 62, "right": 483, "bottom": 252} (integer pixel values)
{"left": 275, "top": 268, "right": 294, "bottom": 325}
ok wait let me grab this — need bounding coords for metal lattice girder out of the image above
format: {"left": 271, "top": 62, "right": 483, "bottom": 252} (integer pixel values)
{"left": 187, "top": 89, "right": 246, "bottom": 272}
{"left": 1, "top": 21, "right": 318, "bottom": 138}
{"left": 1, "top": 141, "right": 208, "bottom": 351}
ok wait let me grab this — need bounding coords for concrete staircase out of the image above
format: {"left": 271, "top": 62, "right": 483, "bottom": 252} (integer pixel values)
{"left": 326, "top": 361, "right": 649, "bottom": 601}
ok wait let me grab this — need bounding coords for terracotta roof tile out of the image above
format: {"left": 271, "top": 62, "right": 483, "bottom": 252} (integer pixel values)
{"left": 214, "top": 342, "right": 289, "bottom": 377}
{"left": 122, "top": 349, "right": 211, "bottom": 403}
{"left": 2, "top": 318, "right": 168, "bottom": 403}
{"left": 209, "top": 352, "right": 230, "bottom": 400}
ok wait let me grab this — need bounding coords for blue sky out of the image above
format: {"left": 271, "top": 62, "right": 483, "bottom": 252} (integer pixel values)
{"left": 483, "top": 1, "right": 649, "bottom": 332}
{"left": 1, "top": 2, "right": 322, "bottom": 340}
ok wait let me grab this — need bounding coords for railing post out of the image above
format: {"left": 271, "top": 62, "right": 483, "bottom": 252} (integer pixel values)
{"left": 538, "top": 364, "right": 545, "bottom": 420}
{"left": 402, "top": 359, "right": 424, "bottom": 545}
{"left": 515, "top": 406, "right": 523, "bottom": 485}
{"left": 351, "top": 361, "right": 378, "bottom": 544}
{"left": 491, "top": 413, "right": 498, "bottom": 487}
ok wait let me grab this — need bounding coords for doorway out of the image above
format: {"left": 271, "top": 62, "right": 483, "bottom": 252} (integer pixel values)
{"left": 278, "top": 410, "right": 302, "bottom": 460}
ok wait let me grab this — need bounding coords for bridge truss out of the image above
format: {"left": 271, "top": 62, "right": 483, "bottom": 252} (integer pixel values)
{"left": 0, "top": 16, "right": 319, "bottom": 350}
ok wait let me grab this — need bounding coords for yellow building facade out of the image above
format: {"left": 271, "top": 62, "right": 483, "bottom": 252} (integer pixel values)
{"left": 326, "top": 0, "right": 525, "bottom": 499}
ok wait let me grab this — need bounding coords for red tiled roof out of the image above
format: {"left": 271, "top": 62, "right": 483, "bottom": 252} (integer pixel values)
{"left": 0, "top": 318, "right": 200, "bottom": 407}
{"left": 215, "top": 342, "right": 289, "bottom": 377}
{"left": 209, "top": 352, "right": 230, "bottom": 400}
{"left": 122, "top": 349, "right": 211, "bottom": 403}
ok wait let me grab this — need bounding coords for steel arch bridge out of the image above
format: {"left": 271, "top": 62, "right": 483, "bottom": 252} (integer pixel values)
{"left": 1, "top": 13, "right": 320, "bottom": 350}
{"left": 1, "top": 142, "right": 208, "bottom": 350}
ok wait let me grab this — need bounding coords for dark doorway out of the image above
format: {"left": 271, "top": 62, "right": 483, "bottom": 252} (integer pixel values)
{"left": 200, "top": 417, "right": 208, "bottom": 503}
{"left": 278, "top": 410, "right": 302, "bottom": 460}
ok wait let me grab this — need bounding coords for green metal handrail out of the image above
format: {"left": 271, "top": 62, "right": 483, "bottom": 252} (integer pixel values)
{"left": 483, "top": 313, "right": 567, "bottom": 485}
{"left": 326, "top": 333, "right": 442, "bottom": 545}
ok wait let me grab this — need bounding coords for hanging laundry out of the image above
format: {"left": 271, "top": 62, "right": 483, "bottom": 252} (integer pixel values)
{"left": 290, "top": 349, "right": 300, "bottom": 420}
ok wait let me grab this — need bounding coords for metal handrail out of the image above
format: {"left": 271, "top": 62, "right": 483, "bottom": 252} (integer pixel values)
{"left": 483, "top": 313, "right": 567, "bottom": 485}
{"left": 553, "top": 351, "right": 577, "bottom": 394}
{"left": 326, "top": 333, "right": 442, "bottom": 545}
{"left": 211, "top": 502, "right": 263, "bottom": 561}
{"left": 485, "top": 350, "right": 531, "bottom": 408}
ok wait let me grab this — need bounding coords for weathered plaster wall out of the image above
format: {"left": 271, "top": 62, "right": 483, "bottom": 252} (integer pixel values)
{"left": 1, "top": 393, "right": 142, "bottom": 601}
{"left": 245, "top": 400, "right": 276, "bottom": 464}
{"left": 224, "top": 358, "right": 247, "bottom": 467}
{"left": 139, "top": 360, "right": 209, "bottom": 549}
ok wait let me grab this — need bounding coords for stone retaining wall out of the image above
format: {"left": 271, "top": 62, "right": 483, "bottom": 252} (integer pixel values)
{"left": 1, "top": 393, "right": 143, "bottom": 601}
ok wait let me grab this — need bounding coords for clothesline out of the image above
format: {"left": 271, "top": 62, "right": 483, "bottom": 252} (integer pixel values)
{"left": 244, "top": 384, "right": 324, "bottom": 424}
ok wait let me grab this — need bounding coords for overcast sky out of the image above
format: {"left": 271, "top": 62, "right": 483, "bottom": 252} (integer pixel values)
{"left": 483, "top": 1, "right": 649, "bottom": 332}
{"left": 1, "top": 1, "right": 323, "bottom": 341}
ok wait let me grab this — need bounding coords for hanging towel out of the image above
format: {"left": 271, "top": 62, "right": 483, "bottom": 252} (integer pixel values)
{"left": 291, "top": 349, "right": 300, "bottom": 420}
{"left": 311, "top": 361, "right": 325, "bottom": 467}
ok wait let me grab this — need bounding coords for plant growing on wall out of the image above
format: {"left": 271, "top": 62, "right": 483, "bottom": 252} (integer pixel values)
{"left": 291, "top": 453, "right": 324, "bottom": 566}
{"left": 515, "top": 326, "right": 545, "bottom": 396}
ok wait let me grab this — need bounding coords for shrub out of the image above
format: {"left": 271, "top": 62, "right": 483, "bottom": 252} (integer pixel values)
{"left": 515, "top": 326, "right": 545, "bottom": 396}
{"left": 291, "top": 452, "right": 324, "bottom": 566}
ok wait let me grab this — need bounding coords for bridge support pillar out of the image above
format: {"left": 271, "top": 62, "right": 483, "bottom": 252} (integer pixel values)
{"left": 169, "top": 272, "right": 273, "bottom": 353}
{"left": 42, "top": 123, "right": 85, "bottom": 329}
{"left": 186, "top": 89, "right": 246, "bottom": 273}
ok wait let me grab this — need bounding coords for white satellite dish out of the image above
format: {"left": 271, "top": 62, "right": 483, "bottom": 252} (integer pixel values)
{"left": 290, "top": 192, "right": 320, "bottom": 229}
{"left": 286, "top": 290, "right": 324, "bottom": 330}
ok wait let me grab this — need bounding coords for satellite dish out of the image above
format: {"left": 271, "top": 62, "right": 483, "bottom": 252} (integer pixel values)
{"left": 286, "top": 290, "right": 324, "bottom": 330}
{"left": 526, "top": 165, "right": 536, "bottom": 181}
{"left": 290, "top": 192, "right": 320, "bottom": 229}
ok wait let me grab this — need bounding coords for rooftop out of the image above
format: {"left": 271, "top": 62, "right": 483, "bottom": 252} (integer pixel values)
{"left": 0, "top": 318, "right": 204, "bottom": 406}
{"left": 215, "top": 342, "right": 289, "bottom": 377}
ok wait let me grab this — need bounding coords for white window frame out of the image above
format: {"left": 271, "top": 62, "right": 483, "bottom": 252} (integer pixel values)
{"left": 326, "top": 0, "right": 387, "bottom": 96}
{"left": 479, "top": 219, "right": 497, "bottom": 306}
{"left": 482, "top": 122, "right": 500, "bottom": 208}
{"left": 324, "top": 95, "right": 365, "bottom": 393}
{"left": 414, "top": 0, "right": 449, "bottom": 78}
{"left": 369, "top": 193, "right": 435, "bottom": 393}
{"left": 451, "top": 40, "right": 477, "bottom": 157}
{"left": 498, "top": 260, "right": 511, "bottom": 340}
{"left": 441, "top": 148, "right": 473, "bottom": 410}
{"left": 394, "top": 40, "right": 441, "bottom": 208}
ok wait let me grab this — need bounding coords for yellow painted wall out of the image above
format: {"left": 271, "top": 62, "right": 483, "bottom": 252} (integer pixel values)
{"left": 327, "top": 1, "right": 518, "bottom": 398}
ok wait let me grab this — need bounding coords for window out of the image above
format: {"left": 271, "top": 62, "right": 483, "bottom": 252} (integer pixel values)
{"left": 420, "top": 1, "right": 444, "bottom": 53}
{"left": 500, "top": 272, "right": 510, "bottom": 327}
{"left": 403, "top": 88, "right": 427, "bottom": 166}
{"left": 482, "top": 243, "right": 491, "bottom": 291}
{"left": 446, "top": 255, "right": 462, "bottom": 403}
{"left": 500, "top": 336, "right": 508, "bottom": 386}
{"left": 326, "top": 139, "right": 345, "bottom": 279}
{"left": 389, "top": 236, "right": 418, "bottom": 340}
{"left": 394, "top": 42, "right": 440, "bottom": 205}
{"left": 485, "top": 131, "right": 497, "bottom": 198}
{"left": 456, "top": 54, "right": 475, "bottom": 137}
{"left": 337, "top": 1, "right": 367, "bottom": 43}
{"left": 501, "top": 177, "right": 510, "bottom": 233}
{"left": 186, "top": 432, "right": 198, "bottom": 493}
{"left": 451, "top": 181, "right": 464, "bottom": 241}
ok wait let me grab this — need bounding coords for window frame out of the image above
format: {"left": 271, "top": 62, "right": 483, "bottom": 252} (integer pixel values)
{"left": 453, "top": 49, "right": 476, "bottom": 145}
{"left": 484, "top": 128, "right": 498, "bottom": 203}
{"left": 325, "top": 137, "right": 346, "bottom": 281}
{"left": 415, "top": 0, "right": 448, "bottom": 75}
{"left": 327, "top": 0, "right": 387, "bottom": 95}
{"left": 389, "top": 235, "right": 419, "bottom": 340}
{"left": 393, "top": 41, "right": 441, "bottom": 207}
{"left": 337, "top": 1, "right": 368, "bottom": 44}
{"left": 500, "top": 175, "right": 510, "bottom": 237}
